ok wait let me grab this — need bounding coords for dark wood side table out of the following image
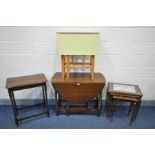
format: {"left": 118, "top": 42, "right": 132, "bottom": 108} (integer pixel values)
{"left": 106, "top": 82, "right": 143, "bottom": 125}
{"left": 6, "top": 73, "right": 50, "bottom": 126}
{"left": 52, "top": 72, "right": 106, "bottom": 116}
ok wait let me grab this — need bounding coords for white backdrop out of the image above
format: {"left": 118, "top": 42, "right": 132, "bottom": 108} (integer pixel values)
{"left": 0, "top": 26, "right": 155, "bottom": 100}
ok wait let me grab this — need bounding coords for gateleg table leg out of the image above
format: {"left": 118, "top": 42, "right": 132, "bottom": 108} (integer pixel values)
{"left": 55, "top": 91, "right": 60, "bottom": 116}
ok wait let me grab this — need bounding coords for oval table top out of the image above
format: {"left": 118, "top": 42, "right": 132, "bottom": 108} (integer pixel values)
{"left": 52, "top": 72, "right": 106, "bottom": 103}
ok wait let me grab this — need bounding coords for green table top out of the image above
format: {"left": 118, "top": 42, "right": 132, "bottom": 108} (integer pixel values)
{"left": 56, "top": 32, "right": 100, "bottom": 55}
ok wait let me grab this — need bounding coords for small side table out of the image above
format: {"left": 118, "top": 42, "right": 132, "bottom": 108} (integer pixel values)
{"left": 6, "top": 73, "right": 50, "bottom": 126}
{"left": 106, "top": 82, "right": 143, "bottom": 125}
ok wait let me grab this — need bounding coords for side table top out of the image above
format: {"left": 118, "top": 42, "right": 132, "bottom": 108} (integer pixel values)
{"left": 108, "top": 82, "right": 143, "bottom": 97}
{"left": 6, "top": 73, "right": 47, "bottom": 89}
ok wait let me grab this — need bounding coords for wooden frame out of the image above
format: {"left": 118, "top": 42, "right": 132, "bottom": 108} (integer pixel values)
{"left": 61, "top": 55, "right": 95, "bottom": 79}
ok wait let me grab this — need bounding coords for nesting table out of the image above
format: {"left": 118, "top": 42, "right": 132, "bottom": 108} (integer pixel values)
{"left": 106, "top": 82, "right": 143, "bottom": 125}
{"left": 6, "top": 73, "right": 50, "bottom": 126}
{"left": 52, "top": 72, "right": 106, "bottom": 116}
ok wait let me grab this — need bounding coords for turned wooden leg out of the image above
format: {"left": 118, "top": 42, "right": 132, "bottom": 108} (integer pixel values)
{"left": 43, "top": 84, "right": 50, "bottom": 117}
{"left": 56, "top": 95, "right": 61, "bottom": 116}
{"left": 90, "top": 55, "right": 95, "bottom": 79}
{"left": 61, "top": 55, "right": 65, "bottom": 79}
{"left": 8, "top": 90, "right": 19, "bottom": 127}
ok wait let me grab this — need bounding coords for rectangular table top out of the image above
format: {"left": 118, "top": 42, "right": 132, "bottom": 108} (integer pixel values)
{"left": 6, "top": 73, "right": 47, "bottom": 89}
{"left": 108, "top": 82, "right": 143, "bottom": 97}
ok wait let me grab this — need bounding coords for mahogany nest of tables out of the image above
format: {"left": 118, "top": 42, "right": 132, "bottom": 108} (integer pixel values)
{"left": 106, "top": 82, "right": 143, "bottom": 125}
